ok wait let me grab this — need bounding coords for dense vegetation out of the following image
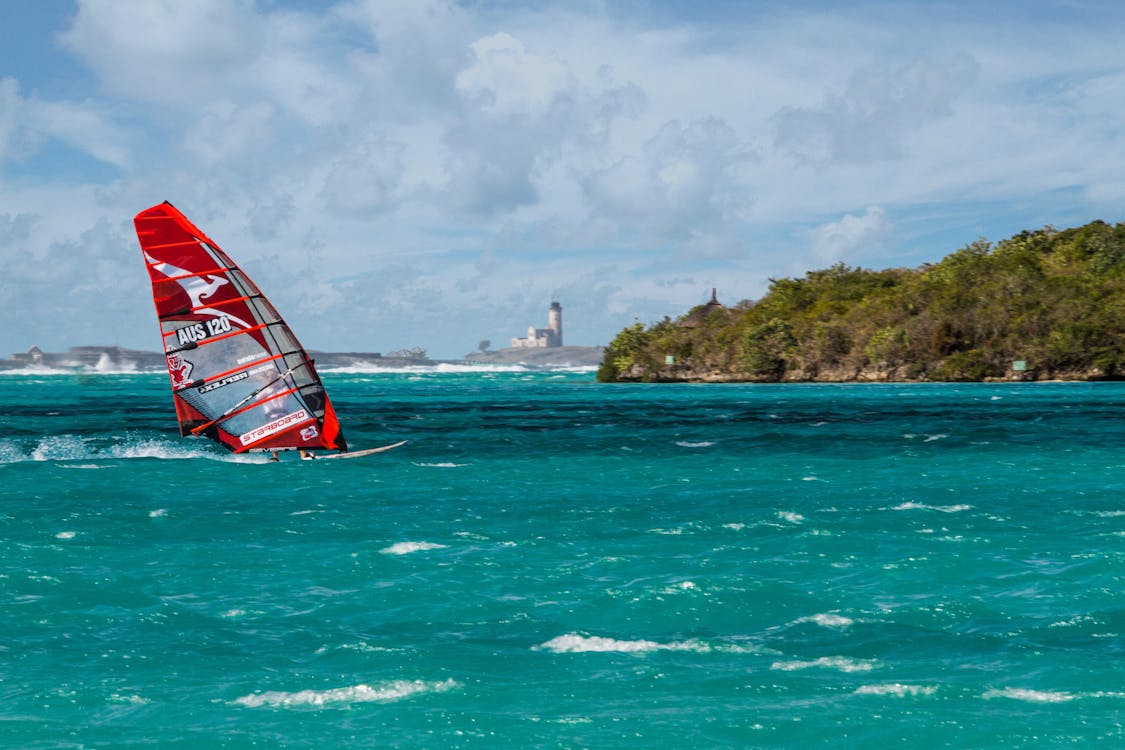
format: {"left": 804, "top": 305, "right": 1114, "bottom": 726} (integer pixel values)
{"left": 599, "top": 220, "right": 1125, "bottom": 382}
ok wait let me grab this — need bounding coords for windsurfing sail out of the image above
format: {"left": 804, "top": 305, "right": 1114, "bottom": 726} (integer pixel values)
{"left": 134, "top": 201, "right": 347, "bottom": 454}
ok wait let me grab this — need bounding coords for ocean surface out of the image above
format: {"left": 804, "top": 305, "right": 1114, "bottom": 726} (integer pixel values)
{"left": 1, "top": 367, "right": 1122, "bottom": 748}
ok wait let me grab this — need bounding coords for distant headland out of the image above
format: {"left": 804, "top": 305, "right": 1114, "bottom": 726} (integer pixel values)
{"left": 0, "top": 344, "right": 604, "bottom": 372}
{"left": 599, "top": 219, "right": 1125, "bottom": 383}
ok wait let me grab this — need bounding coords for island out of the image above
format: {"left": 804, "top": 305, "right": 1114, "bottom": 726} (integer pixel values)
{"left": 599, "top": 220, "right": 1125, "bottom": 383}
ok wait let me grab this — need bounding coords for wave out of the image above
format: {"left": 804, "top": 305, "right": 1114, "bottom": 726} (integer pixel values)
{"left": 235, "top": 679, "right": 457, "bottom": 708}
{"left": 893, "top": 501, "right": 972, "bottom": 513}
{"left": 321, "top": 362, "right": 597, "bottom": 375}
{"left": 0, "top": 435, "right": 265, "bottom": 465}
{"left": 854, "top": 683, "right": 937, "bottom": 697}
{"left": 794, "top": 613, "right": 854, "bottom": 629}
{"left": 379, "top": 541, "right": 448, "bottom": 555}
{"left": 675, "top": 440, "right": 714, "bottom": 448}
{"left": 982, "top": 687, "right": 1075, "bottom": 703}
{"left": 0, "top": 365, "right": 163, "bottom": 376}
{"left": 535, "top": 633, "right": 760, "bottom": 655}
{"left": 770, "top": 656, "right": 879, "bottom": 673}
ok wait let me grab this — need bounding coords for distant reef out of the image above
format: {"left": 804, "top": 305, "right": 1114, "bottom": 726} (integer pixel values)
{"left": 599, "top": 220, "right": 1125, "bottom": 383}
{"left": 463, "top": 346, "right": 604, "bottom": 367}
{"left": 0, "top": 346, "right": 437, "bottom": 372}
{"left": 0, "top": 346, "right": 166, "bottom": 372}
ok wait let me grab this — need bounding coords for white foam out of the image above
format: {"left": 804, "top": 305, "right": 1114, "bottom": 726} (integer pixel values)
{"left": 412, "top": 462, "right": 468, "bottom": 468}
{"left": 148, "top": 509, "right": 168, "bottom": 518}
{"left": 31, "top": 435, "right": 90, "bottom": 461}
{"left": 537, "top": 634, "right": 711, "bottom": 654}
{"left": 108, "top": 693, "right": 151, "bottom": 705}
{"left": 109, "top": 440, "right": 213, "bottom": 461}
{"left": 323, "top": 362, "right": 545, "bottom": 374}
{"left": 923, "top": 434, "right": 949, "bottom": 442}
{"left": 778, "top": 511, "right": 805, "bottom": 524}
{"left": 893, "top": 502, "right": 971, "bottom": 513}
{"left": 675, "top": 441, "right": 714, "bottom": 448}
{"left": 380, "top": 541, "right": 448, "bottom": 555}
{"left": 855, "top": 683, "right": 937, "bottom": 697}
{"left": 235, "top": 679, "right": 457, "bottom": 708}
{"left": 796, "top": 613, "right": 854, "bottom": 629}
{"left": 55, "top": 531, "right": 77, "bottom": 540}
{"left": 982, "top": 687, "right": 1075, "bottom": 703}
{"left": 770, "top": 656, "right": 878, "bottom": 673}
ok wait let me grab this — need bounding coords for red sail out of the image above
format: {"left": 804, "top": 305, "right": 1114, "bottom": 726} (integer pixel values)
{"left": 135, "top": 201, "right": 346, "bottom": 454}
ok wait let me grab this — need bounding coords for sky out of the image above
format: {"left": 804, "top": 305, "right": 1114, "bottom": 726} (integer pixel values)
{"left": 2, "top": 0, "right": 1124, "bottom": 359}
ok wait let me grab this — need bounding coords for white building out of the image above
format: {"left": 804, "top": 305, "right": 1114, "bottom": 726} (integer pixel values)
{"left": 511, "top": 301, "right": 563, "bottom": 348}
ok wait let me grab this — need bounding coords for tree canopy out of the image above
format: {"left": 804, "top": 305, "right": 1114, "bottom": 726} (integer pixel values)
{"left": 598, "top": 220, "right": 1125, "bottom": 382}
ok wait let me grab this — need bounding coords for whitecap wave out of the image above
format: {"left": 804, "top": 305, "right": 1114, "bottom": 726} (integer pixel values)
{"left": 380, "top": 541, "right": 448, "bottom": 555}
{"left": 770, "top": 656, "right": 878, "bottom": 673}
{"left": 535, "top": 633, "right": 761, "bottom": 655}
{"left": 795, "top": 613, "right": 854, "bottom": 629}
{"left": 675, "top": 441, "right": 714, "bottom": 448}
{"left": 893, "top": 502, "right": 972, "bottom": 513}
{"left": 412, "top": 462, "right": 469, "bottom": 468}
{"left": 982, "top": 687, "right": 1074, "bottom": 703}
{"left": 235, "top": 679, "right": 457, "bottom": 708}
{"left": 777, "top": 511, "right": 805, "bottom": 524}
{"left": 537, "top": 634, "right": 709, "bottom": 654}
{"left": 855, "top": 683, "right": 937, "bottom": 697}
{"left": 31, "top": 435, "right": 91, "bottom": 461}
{"left": 108, "top": 693, "right": 151, "bottom": 705}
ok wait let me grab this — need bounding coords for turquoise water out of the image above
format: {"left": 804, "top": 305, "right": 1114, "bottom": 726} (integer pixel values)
{"left": 1, "top": 369, "right": 1122, "bottom": 748}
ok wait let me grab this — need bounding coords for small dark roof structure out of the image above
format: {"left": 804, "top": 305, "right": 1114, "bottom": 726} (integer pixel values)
{"left": 681, "top": 288, "right": 727, "bottom": 328}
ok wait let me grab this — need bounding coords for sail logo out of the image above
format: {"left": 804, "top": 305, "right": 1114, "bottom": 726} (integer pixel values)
{"left": 239, "top": 409, "right": 310, "bottom": 446}
{"left": 167, "top": 353, "right": 194, "bottom": 388}
{"left": 198, "top": 371, "right": 249, "bottom": 394}
{"left": 188, "top": 275, "right": 228, "bottom": 307}
{"left": 176, "top": 315, "right": 233, "bottom": 346}
{"left": 300, "top": 425, "right": 319, "bottom": 441}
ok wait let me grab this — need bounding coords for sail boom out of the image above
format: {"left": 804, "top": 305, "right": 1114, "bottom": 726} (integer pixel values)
{"left": 190, "top": 384, "right": 300, "bottom": 435}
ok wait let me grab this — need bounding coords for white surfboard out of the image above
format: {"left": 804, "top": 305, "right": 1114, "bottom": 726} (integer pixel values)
{"left": 311, "top": 440, "right": 408, "bottom": 460}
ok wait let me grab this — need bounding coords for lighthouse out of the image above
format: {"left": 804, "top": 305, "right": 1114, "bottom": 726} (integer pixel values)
{"left": 548, "top": 301, "right": 562, "bottom": 347}
{"left": 510, "top": 301, "right": 564, "bottom": 348}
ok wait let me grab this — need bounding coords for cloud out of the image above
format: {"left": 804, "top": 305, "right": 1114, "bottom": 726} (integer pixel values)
{"left": 59, "top": 0, "right": 261, "bottom": 106}
{"left": 773, "top": 54, "right": 980, "bottom": 163}
{"left": 583, "top": 117, "right": 753, "bottom": 243}
{"left": 443, "top": 30, "right": 646, "bottom": 216}
{"left": 809, "top": 206, "right": 893, "bottom": 265}
{"left": 319, "top": 135, "right": 406, "bottom": 217}
{"left": 0, "top": 77, "right": 129, "bottom": 170}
